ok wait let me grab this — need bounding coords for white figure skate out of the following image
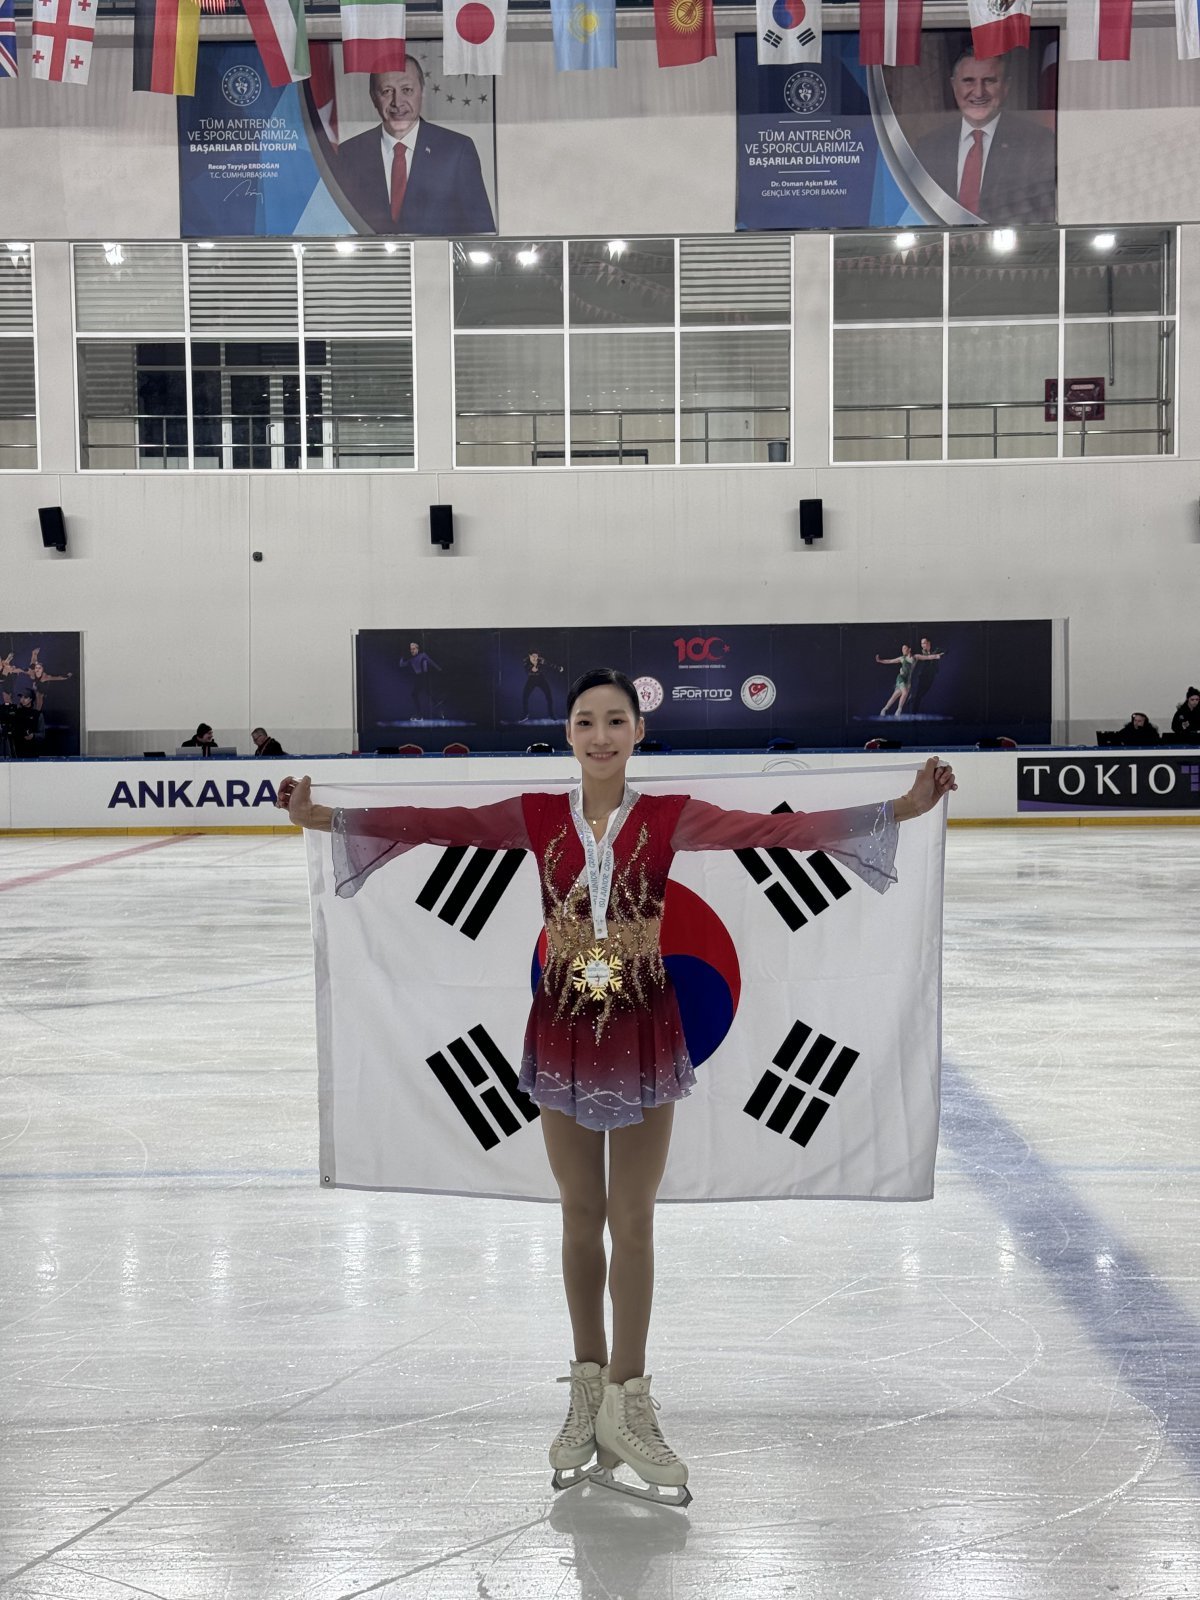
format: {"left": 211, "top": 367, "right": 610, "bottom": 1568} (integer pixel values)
{"left": 591, "top": 1374, "right": 693, "bottom": 1508}
{"left": 549, "top": 1358, "right": 610, "bottom": 1492}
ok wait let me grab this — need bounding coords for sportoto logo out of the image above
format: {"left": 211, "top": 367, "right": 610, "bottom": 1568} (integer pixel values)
{"left": 222, "top": 64, "right": 263, "bottom": 107}
{"left": 783, "top": 69, "right": 827, "bottom": 115}
{"left": 741, "top": 675, "right": 777, "bottom": 711}
{"left": 634, "top": 675, "right": 664, "bottom": 713}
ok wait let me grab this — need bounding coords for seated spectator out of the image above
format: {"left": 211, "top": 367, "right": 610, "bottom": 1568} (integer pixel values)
{"left": 1170, "top": 687, "right": 1200, "bottom": 743}
{"left": 252, "top": 726, "right": 286, "bottom": 758}
{"left": 181, "top": 722, "right": 216, "bottom": 753}
{"left": 1116, "top": 712, "right": 1160, "bottom": 746}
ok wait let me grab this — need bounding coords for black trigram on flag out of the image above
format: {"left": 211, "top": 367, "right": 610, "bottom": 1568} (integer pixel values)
{"left": 415, "top": 845, "right": 526, "bottom": 940}
{"left": 427, "top": 1023, "right": 539, "bottom": 1150}
{"left": 797, "top": 25, "right": 815, "bottom": 45}
{"left": 735, "top": 802, "right": 852, "bottom": 931}
{"left": 762, "top": 27, "right": 782, "bottom": 46}
{"left": 744, "top": 1020, "right": 859, "bottom": 1147}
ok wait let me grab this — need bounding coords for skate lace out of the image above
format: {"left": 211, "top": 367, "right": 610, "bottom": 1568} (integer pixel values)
{"left": 555, "top": 1373, "right": 599, "bottom": 1446}
{"left": 625, "top": 1390, "right": 678, "bottom": 1463}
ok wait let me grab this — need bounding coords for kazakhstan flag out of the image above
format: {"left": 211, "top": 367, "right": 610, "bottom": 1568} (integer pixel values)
{"left": 551, "top": 0, "right": 616, "bottom": 69}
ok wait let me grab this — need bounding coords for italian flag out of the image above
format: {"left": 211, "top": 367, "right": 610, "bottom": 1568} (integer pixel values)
{"left": 967, "top": 0, "right": 1031, "bottom": 57}
{"left": 242, "top": 0, "right": 309, "bottom": 85}
{"left": 340, "top": 0, "right": 406, "bottom": 73}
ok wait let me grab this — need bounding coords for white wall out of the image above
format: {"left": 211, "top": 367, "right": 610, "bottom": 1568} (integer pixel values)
{"left": 4, "top": 15, "right": 1200, "bottom": 754}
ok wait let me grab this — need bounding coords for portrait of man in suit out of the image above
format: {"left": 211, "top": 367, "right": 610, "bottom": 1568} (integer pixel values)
{"left": 333, "top": 57, "right": 496, "bottom": 236}
{"left": 914, "top": 48, "right": 1055, "bottom": 226}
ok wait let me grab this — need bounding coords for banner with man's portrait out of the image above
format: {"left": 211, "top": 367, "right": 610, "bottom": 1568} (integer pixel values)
{"left": 179, "top": 41, "right": 497, "bottom": 237}
{"left": 736, "top": 28, "right": 1057, "bottom": 230}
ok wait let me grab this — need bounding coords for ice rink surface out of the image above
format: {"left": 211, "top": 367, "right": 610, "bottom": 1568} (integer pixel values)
{"left": 1, "top": 825, "right": 1197, "bottom": 1600}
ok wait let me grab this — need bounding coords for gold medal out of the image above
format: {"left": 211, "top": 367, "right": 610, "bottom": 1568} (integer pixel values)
{"left": 571, "top": 946, "right": 624, "bottom": 1001}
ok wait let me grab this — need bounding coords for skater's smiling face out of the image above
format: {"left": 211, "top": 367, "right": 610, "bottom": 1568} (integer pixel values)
{"left": 566, "top": 685, "right": 644, "bottom": 779}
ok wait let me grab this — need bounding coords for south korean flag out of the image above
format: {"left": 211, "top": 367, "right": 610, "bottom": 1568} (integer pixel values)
{"left": 308, "top": 766, "right": 944, "bottom": 1204}
{"left": 756, "top": 0, "right": 822, "bottom": 64}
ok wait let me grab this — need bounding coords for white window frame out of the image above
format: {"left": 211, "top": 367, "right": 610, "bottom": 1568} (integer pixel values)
{"left": 0, "top": 242, "right": 40, "bottom": 473}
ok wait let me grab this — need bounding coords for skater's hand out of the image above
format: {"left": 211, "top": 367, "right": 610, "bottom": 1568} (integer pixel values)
{"left": 276, "top": 775, "right": 334, "bottom": 831}
{"left": 902, "top": 757, "right": 957, "bottom": 818}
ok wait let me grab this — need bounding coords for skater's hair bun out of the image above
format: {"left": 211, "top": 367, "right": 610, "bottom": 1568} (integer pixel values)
{"left": 566, "top": 669, "right": 642, "bottom": 723}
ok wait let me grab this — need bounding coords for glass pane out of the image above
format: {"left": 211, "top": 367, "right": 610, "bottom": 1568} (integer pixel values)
{"left": 188, "top": 241, "right": 299, "bottom": 333}
{"left": 1065, "top": 228, "right": 1176, "bottom": 318}
{"left": 680, "top": 330, "right": 790, "bottom": 465}
{"left": 452, "top": 241, "right": 563, "bottom": 328}
{"left": 948, "top": 323, "right": 1057, "bottom": 459}
{"left": 191, "top": 341, "right": 300, "bottom": 470}
{"left": 315, "top": 338, "right": 414, "bottom": 469}
{"left": 78, "top": 340, "right": 186, "bottom": 470}
{"left": 948, "top": 227, "right": 1058, "bottom": 320}
{"left": 73, "top": 243, "right": 184, "bottom": 334}
{"left": 1062, "top": 321, "right": 1174, "bottom": 458}
{"left": 0, "top": 338, "right": 36, "bottom": 469}
{"left": 569, "top": 331, "right": 673, "bottom": 465}
{"left": 0, "top": 245, "right": 34, "bottom": 333}
{"left": 302, "top": 240, "right": 412, "bottom": 333}
{"left": 455, "top": 332, "right": 564, "bottom": 466}
{"left": 833, "top": 233, "right": 944, "bottom": 323}
{"left": 680, "top": 236, "right": 791, "bottom": 326}
{"left": 567, "top": 240, "right": 674, "bottom": 327}
{"left": 833, "top": 326, "right": 942, "bottom": 463}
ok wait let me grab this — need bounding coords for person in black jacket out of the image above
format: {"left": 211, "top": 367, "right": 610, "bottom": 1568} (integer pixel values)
{"left": 1116, "top": 712, "right": 1160, "bottom": 746}
{"left": 1170, "top": 687, "right": 1200, "bottom": 743}
{"left": 252, "top": 727, "right": 286, "bottom": 758}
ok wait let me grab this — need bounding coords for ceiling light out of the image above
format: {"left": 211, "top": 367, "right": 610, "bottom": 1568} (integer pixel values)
{"left": 291, "top": 242, "right": 306, "bottom": 258}
{"left": 335, "top": 240, "right": 357, "bottom": 255}
{"left": 990, "top": 229, "right": 1017, "bottom": 253}
{"left": 383, "top": 241, "right": 399, "bottom": 254}
{"left": 1092, "top": 232, "right": 1116, "bottom": 251}
{"left": 607, "top": 239, "right": 627, "bottom": 257}
{"left": 468, "top": 249, "right": 492, "bottom": 266}
{"left": 195, "top": 240, "right": 216, "bottom": 250}
{"left": 894, "top": 232, "right": 917, "bottom": 249}
{"left": 102, "top": 242, "right": 125, "bottom": 266}
{"left": 516, "top": 248, "right": 538, "bottom": 267}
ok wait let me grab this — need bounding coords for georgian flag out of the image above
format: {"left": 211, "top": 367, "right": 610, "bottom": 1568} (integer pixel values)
{"left": 859, "top": 0, "right": 922, "bottom": 66}
{"left": 1066, "top": 0, "right": 1133, "bottom": 60}
{"left": 30, "top": 0, "right": 95, "bottom": 84}
{"left": 307, "top": 768, "right": 945, "bottom": 1204}
{"left": 967, "top": 0, "right": 1032, "bottom": 57}
{"left": 756, "top": 0, "right": 821, "bottom": 65}
{"left": 443, "top": 0, "right": 507, "bottom": 76}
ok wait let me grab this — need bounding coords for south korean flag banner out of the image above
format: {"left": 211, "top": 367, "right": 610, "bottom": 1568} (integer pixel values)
{"left": 756, "top": 0, "right": 822, "bottom": 64}
{"left": 309, "top": 767, "right": 945, "bottom": 1204}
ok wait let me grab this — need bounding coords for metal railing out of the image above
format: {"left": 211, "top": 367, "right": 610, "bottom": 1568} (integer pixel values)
{"left": 833, "top": 395, "right": 1174, "bottom": 460}
{"left": 455, "top": 404, "right": 791, "bottom": 465}
{"left": 81, "top": 412, "right": 414, "bottom": 469}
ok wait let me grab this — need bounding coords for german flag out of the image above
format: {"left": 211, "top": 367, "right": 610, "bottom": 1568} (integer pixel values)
{"left": 133, "top": 0, "right": 201, "bottom": 95}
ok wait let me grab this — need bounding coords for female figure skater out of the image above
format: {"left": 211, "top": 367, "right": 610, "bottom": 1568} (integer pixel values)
{"left": 277, "top": 668, "right": 956, "bottom": 1508}
{"left": 876, "top": 642, "right": 942, "bottom": 717}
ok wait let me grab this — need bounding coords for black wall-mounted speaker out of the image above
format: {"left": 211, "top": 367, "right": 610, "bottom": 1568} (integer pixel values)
{"left": 430, "top": 504, "right": 454, "bottom": 549}
{"left": 38, "top": 506, "right": 67, "bottom": 552}
{"left": 799, "top": 498, "right": 823, "bottom": 545}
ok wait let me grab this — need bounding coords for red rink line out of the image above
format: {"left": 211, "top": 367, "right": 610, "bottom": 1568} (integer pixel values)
{"left": 0, "top": 832, "right": 199, "bottom": 893}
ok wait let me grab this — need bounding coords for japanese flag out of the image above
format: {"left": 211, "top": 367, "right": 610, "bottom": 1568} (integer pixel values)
{"left": 308, "top": 767, "right": 946, "bottom": 1205}
{"left": 443, "top": 0, "right": 507, "bottom": 75}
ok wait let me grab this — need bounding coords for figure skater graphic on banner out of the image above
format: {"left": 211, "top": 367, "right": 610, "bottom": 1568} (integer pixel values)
{"left": 279, "top": 667, "right": 956, "bottom": 1509}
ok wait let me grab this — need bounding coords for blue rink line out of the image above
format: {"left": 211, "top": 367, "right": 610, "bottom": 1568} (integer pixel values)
{"left": 941, "top": 1058, "right": 1200, "bottom": 1479}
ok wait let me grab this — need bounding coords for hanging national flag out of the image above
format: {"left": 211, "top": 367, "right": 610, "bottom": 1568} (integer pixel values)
{"left": 859, "top": 0, "right": 922, "bottom": 66}
{"left": 0, "top": 0, "right": 16, "bottom": 77}
{"left": 967, "top": 0, "right": 1032, "bottom": 57}
{"left": 242, "top": 0, "right": 309, "bottom": 85}
{"left": 308, "top": 768, "right": 945, "bottom": 1203}
{"left": 551, "top": 0, "right": 616, "bottom": 71}
{"left": 1065, "top": 0, "right": 1132, "bottom": 59}
{"left": 1176, "top": 0, "right": 1200, "bottom": 58}
{"left": 340, "top": 0, "right": 406, "bottom": 74}
{"left": 30, "top": 0, "right": 95, "bottom": 84}
{"left": 756, "top": 0, "right": 821, "bottom": 64}
{"left": 309, "top": 39, "right": 339, "bottom": 145}
{"left": 654, "top": 0, "right": 715, "bottom": 67}
{"left": 133, "top": 0, "right": 201, "bottom": 95}
{"left": 443, "top": 0, "right": 507, "bottom": 75}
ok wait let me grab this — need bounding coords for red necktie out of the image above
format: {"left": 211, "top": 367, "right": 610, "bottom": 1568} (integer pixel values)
{"left": 390, "top": 143, "right": 407, "bottom": 225}
{"left": 958, "top": 129, "right": 984, "bottom": 214}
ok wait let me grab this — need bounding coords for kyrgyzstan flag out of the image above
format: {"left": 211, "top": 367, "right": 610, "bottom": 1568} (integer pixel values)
{"left": 443, "top": 0, "right": 507, "bottom": 75}
{"left": 132, "top": 0, "right": 201, "bottom": 95}
{"left": 654, "top": 0, "right": 716, "bottom": 68}
{"left": 1065, "top": 0, "right": 1133, "bottom": 59}
{"left": 967, "top": 0, "right": 1031, "bottom": 57}
{"left": 340, "top": 0, "right": 406, "bottom": 74}
{"left": 30, "top": 0, "right": 95, "bottom": 83}
{"left": 859, "top": 0, "right": 922, "bottom": 66}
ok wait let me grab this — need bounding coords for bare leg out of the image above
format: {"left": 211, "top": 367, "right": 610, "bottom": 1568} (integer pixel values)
{"left": 896, "top": 687, "right": 910, "bottom": 714}
{"left": 606, "top": 1103, "right": 676, "bottom": 1384}
{"left": 881, "top": 688, "right": 901, "bottom": 716}
{"left": 540, "top": 1107, "right": 609, "bottom": 1366}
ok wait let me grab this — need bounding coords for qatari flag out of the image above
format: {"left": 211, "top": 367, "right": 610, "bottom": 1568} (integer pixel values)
{"left": 30, "top": 0, "right": 95, "bottom": 82}
{"left": 859, "top": 0, "right": 922, "bottom": 66}
{"left": 1066, "top": 0, "right": 1133, "bottom": 59}
{"left": 967, "top": 0, "right": 1031, "bottom": 57}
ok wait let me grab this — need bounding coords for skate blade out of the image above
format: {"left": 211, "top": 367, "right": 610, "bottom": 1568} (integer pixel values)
{"left": 587, "top": 1466, "right": 693, "bottom": 1509}
{"left": 550, "top": 1464, "right": 597, "bottom": 1493}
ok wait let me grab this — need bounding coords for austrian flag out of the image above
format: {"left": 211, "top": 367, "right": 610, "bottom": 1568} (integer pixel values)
{"left": 31, "top": 0, "right": 95, "bottom": 83}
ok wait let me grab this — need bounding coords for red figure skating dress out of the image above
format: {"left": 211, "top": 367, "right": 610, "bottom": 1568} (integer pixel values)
{"left": 332, "top": 788, "right": 898, "bottom": 1132}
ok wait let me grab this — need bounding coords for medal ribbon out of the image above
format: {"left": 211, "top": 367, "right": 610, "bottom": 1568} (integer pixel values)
{"left": 569, "top": 784, "right": 636, "bottom": 943}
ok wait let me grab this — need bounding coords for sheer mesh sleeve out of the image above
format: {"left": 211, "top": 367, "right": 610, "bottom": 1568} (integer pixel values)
{"left": 331, "top": 796, "right": 531, "bottom": 899}
{"left": 670, "top": 796, "right": 899, "bottom": 894}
